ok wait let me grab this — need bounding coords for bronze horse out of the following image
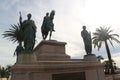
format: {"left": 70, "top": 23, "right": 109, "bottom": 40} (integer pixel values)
{"left": 41, "top": 10, "right": 55, "bottom": 40}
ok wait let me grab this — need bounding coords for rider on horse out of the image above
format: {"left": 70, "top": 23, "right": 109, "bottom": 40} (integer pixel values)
{"left": 41, "top": 10, "right": 55, "bottom": 40}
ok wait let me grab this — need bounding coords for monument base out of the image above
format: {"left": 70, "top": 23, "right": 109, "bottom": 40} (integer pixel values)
{"left": 11, "top": 40, "right": 105, "bottom": 80}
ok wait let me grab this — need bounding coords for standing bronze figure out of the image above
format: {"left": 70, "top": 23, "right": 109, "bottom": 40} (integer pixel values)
{"left": 81, "top": 26, "right": 92, "bottom": 55}
{"left": 21, "top": 13, "right": 37, "bottom": 52}
{"left": 41, "top": 10, "right": 55, "bottom": 40}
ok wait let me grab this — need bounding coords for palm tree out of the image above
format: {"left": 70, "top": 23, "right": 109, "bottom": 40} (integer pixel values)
{"left": 2, "top": 23, "right": 24, "bottom": 56}
{"left": 3, "top": 12, "right": 24, "bottom": 56}
{"left": 92, "top": 27, "right": 120, "bottom": 74}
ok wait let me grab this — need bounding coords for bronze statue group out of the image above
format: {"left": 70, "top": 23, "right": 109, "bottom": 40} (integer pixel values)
{"left": 14, "top": 10, "right": 92, "bottom": 57}
{"left": 14, "top": 10, "right": 55, "bottom": 55}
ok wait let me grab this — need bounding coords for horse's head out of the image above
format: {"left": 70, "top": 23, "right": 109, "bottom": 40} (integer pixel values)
{"left": 50, "top": 10, "right": 55, "bottom": 19}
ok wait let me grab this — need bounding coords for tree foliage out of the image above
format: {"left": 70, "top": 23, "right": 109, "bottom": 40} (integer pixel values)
{"left": 93, "top": 27, "right": 120, "bottom": 50}
{"left": 0, "top": 65, "right": 11, "bottom": 79}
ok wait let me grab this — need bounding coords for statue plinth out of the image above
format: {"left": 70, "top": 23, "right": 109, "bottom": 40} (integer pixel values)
{"left": 84, "top": 54, "right": 98, "bottom": 62}
{"left": 17, "top": 53, "right": 36, "bottom": 64}
{"left": 34, "top": 40, "right": 70, "bottom": 61}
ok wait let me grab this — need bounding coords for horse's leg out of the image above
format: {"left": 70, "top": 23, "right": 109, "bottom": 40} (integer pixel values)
{"left": 44, "top": 32, "right": 48, "bottom": 40}
{"left": 41, "top": 30, "right": 45, "bottom": 40}
{"left": 43, "top": 36, "right": 45, "bottom": 40}
{"left": 49, "top": 29, "right": 52, "bottom": 40}
{"left": 42, "top": 33, "right": 44, "bottom": 40}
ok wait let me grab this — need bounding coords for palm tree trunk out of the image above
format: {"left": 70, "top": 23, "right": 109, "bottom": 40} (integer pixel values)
{"left": 105, "top": 40, "right": 114, "bottom": 74}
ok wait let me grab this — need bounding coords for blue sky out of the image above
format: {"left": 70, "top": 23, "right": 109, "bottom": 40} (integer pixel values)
{"left": 0, "top": 0, "right": 120, "bottom": 67}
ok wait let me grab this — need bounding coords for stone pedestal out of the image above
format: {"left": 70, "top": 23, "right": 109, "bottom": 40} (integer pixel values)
{"left": 83, "top": 54, "right": 105, "bottom": 80}
{"left": 17, "top": 53, "right": 36, "bottom": 64}
{"left": 11, "top": 40, "right": 105, "bottom": 80}
{"left": 34, "top": 40, "right": 70, "bottom": 61}
{"left": 84, "top": 54, "right": 98, "bottom": 61}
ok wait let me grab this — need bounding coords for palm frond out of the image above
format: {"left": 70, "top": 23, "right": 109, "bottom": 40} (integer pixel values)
{"left": 2, "top": 23, "right": 23, "bottom": 43}
{"left": 111, "top": 37, "right": 120, "bottom": 43}
{"left": 108, "top": 39, "right": 114, "bottom": 47}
